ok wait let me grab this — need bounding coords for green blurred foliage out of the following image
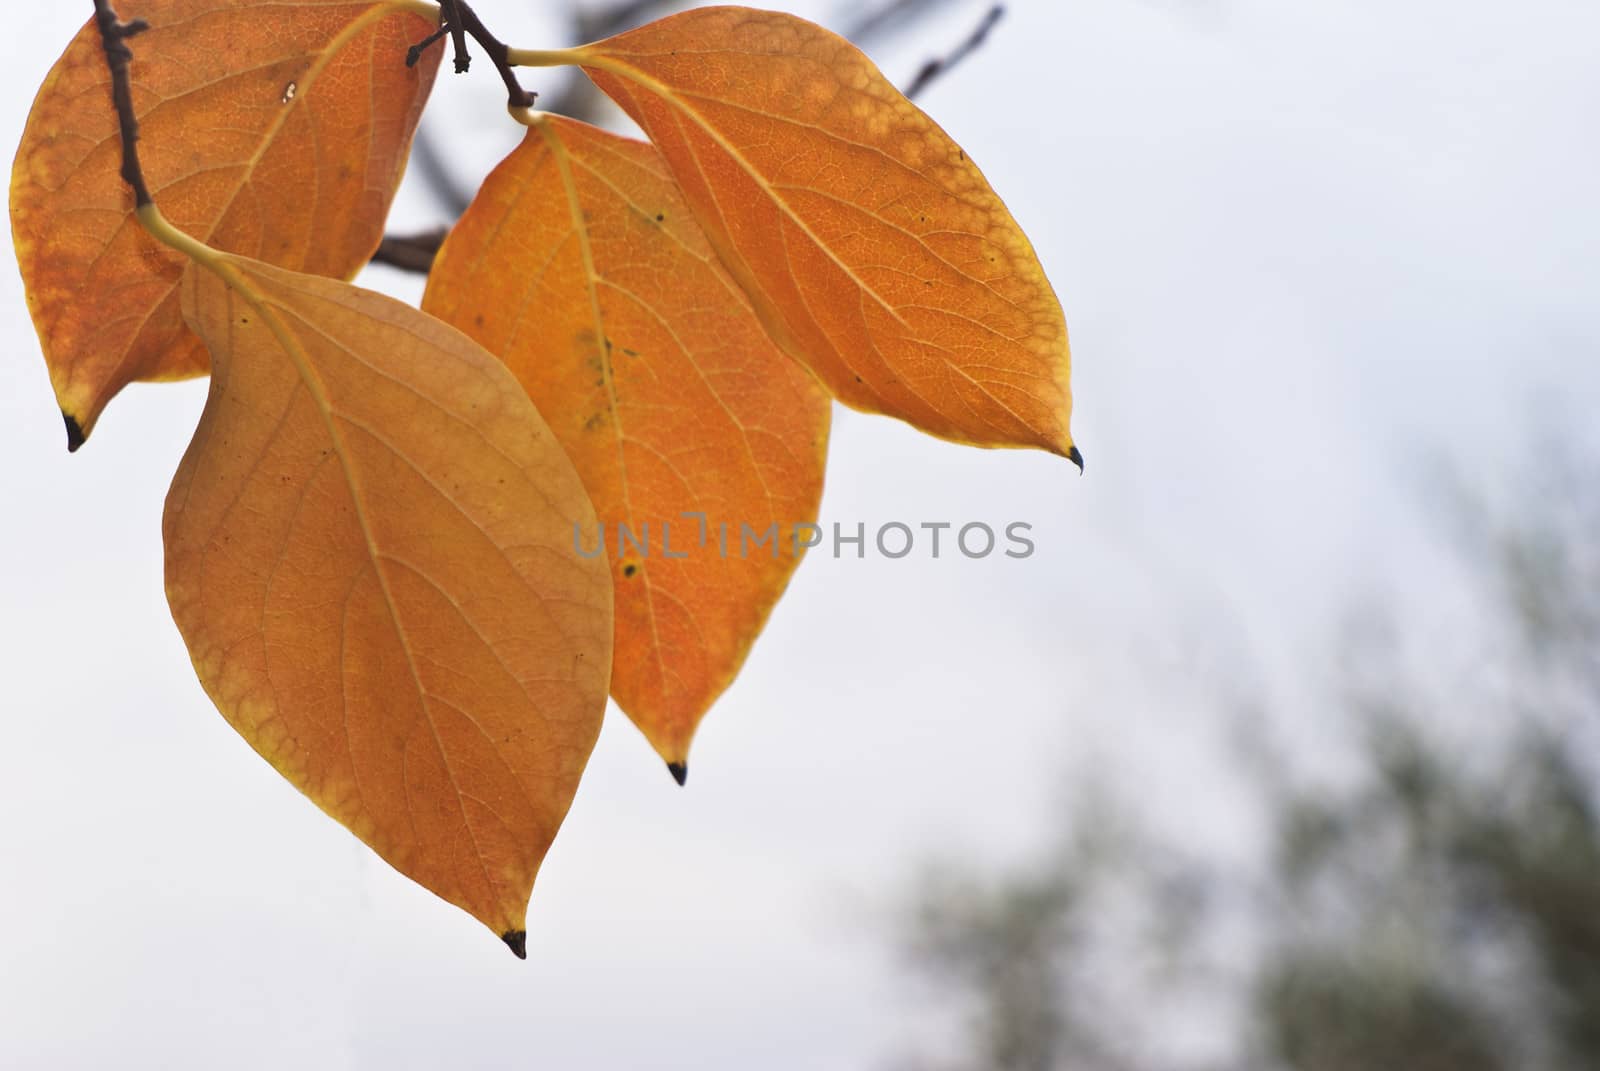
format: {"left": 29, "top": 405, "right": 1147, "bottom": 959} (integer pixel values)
{"left": 891, "top": 448, "right": 1600, "bottom": 1071}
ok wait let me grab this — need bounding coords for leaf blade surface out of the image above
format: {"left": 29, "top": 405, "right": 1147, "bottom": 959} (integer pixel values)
{"left": 424, "top": 115, "right": 829, "bottom": 768}
{"left": 574, "top": 6, "right": 1075, "bottom": 455}
{"left": 11, "top": 0, "right": 441, "bottom": 444}
{"left": 168, "top": 251, "right": 612, "bottom": 945}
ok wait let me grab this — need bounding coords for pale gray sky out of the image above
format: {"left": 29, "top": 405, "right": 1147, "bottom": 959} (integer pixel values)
{"left": 2, "top": 1, "right": 1597, "bottom": 1067}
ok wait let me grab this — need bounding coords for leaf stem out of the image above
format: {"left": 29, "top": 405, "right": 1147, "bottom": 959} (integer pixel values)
{"left": 506, "top": 46, "right": 586, "bottom": 69}
{"left": 135, "top": 204, "right": 222, "bottom": 271}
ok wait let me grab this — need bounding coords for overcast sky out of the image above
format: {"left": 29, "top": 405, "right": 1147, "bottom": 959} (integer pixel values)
{"left": 3, "top": 0, "right": 1598, "bottom": 1067}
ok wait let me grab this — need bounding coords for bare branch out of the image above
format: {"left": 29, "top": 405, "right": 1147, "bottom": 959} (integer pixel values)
{"left": 370, "top": 228, "right": 450, "bottom": 273}
{"left": 410, "top": 117, "right": 475, "bottom": 217}
{"left": 411, "top": 0, "right": 536, "bottom": 107}
{"left": 576, "top": 0, "right": 684, "bottom": 42}
{"left": 91, "top": 0, "right": 152, "bottom": 207}
{"left": 453, "top": 0, "right": 537, "bottom": 108}
{"left": 440, "top": 0, "right": 472, "bottom": 72}
{"left": 839, "top": 0, "right": 963, "bottom": 47}
{"left": 903, "top": 4, "right": 1004, "bottom": 100}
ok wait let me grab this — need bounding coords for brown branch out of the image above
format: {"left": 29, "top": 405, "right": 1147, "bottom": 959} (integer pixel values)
{"left": 412, "top": 124, "right": 474, "bottom": 216}
{"left": 369, "top": 227, "right": 449, "bottom": 273}
{"left": 456, "top": 1, "right": 537, "bottom": 108}
{"left": 438, "top": 0, "right": 472, "bottom": 73}
{"left": 410, "top": 0, "right": 535, "bottom": 108}
{"left": 903, "top": 3, "right": 1005, "bottom": 100}
{"left": 92, "top": 0, "right": 151, "bottom": 207}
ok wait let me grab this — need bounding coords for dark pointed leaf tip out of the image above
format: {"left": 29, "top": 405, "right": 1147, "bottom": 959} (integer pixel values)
{"left": 63, "top": 411, "right": 86, "bottom": 453}
{"left": 502, "top": 930, "right": 528, "bottom": 959}
{"left": 1067, "top": 445, "right": 1084, "bottom": 474}
{"left": 667, "top": 761, "right": 689, "bottom": 787}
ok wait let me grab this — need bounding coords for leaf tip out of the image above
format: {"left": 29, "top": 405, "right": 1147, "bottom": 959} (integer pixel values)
{"left": 1067, "top": 444, "right": 1084, "bottom": 475}
{"left": 501, "top": 930, "right": 528, "bottom": 960}
{"left": 666, "top": 761, "right": 689, "bottom": 787}
{"left": 62, "top": 410, "right": 86, "bottom": 453}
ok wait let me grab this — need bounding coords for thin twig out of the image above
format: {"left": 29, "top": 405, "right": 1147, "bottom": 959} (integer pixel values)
{"left": 92, "top": 0, "right": 152, "bottom": 206}
{"left": 406, "top": 23, "right": 451, "bottom": 68}
{"left": 840, "top": 0, "right": 962, "bottom": 47}
{"left": 391, "top": 0, "right": 682, "bottom": 272}
{"left": 411, "top": 0, "right": 535, "bottom": 107}
{"left": 575, "top": 0, "right": 682, "bottom": 41}
{"left": 903, "top": 3, "right": 1005, "bottom": 100}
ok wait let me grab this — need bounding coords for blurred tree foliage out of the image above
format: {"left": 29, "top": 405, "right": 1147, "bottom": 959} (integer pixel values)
{"left": 891, "top": 450, "right": 1600, "bottom": 1071}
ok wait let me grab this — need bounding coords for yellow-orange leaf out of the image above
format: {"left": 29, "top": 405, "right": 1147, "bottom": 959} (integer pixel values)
{"left": 167, "top": 249, "right": 612, "bottom": 952}
{"left": 11, "top": 0, "right": 441, "bottom": 448}
{"left": 423, "top": 115, "right": 829, "bottom": 773}
{"left": 560, "top": 6, "right": 1076, "bottom": 457}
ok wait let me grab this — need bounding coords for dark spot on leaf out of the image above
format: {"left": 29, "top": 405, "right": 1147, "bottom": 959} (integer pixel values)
{"left": 473, "top": 313, "right": 485, "bottom": 328}
{"left": 655, "top": 213, "right": 665, "bottom": 222}
{"left": 622, "top": 562, "right": 639, "bottom": 579}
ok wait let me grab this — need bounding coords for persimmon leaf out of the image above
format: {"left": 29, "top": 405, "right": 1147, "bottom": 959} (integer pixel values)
{"left": 423, "top": 114, "right": 829, "bottom": 774}
{"left": 10, "top": 0, "right": 441, "bottom": 448}
{"left": 167, "top": 245, "right": 612, "bottom": 952}
{"left": 538, "top": 6, "right": 1077, "bottom": 458}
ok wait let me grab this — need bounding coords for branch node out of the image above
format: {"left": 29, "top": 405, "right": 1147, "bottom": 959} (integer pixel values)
{"left": 440, "top": 0, "right": 472, "bottom": 74}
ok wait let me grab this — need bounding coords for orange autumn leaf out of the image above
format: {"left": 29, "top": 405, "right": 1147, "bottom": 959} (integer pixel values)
{"left": 167, "top": 247, "right": 613, "bottom": 953}
{"left": 552, "top": 6, "right": 1077, "bottom": 459}
{"left": 423, "top": 114, "right": 829, "bottom": 775}
{"left": 10, "top": 0, "right": 441, "bottom": 449}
